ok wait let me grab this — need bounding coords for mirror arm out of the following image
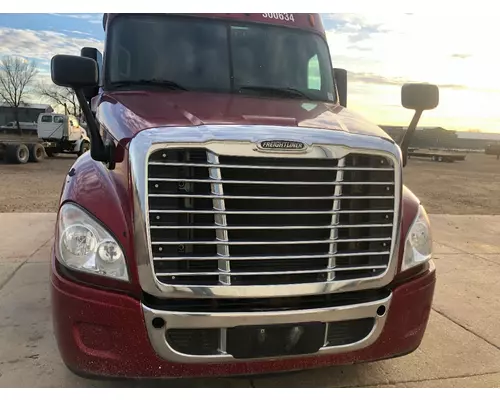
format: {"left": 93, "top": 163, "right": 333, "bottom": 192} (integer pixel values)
{"left": 399, "top": 109, "right": 423, "bottom": 167}
{"left": 74, "top": 88, "right": 113, "bottom": 165}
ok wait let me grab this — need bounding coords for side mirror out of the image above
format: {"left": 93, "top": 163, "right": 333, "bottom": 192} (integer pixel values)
{"left": 399, "top": 83, "right": 440, "bottom": 167}
{"left": 401, "top": 83, "right": 439, "bottom": 111}
{"left": 51, "top": 55, "right": 98, "bottom": 89}
{"left": 80, "top": 47, "right": 103, "bottom": 102}
{"left": 51, "top": 54, "right": 109, "bottom": 165}
{"left": 333, "top": 68, "right": 347, "bottom": 107}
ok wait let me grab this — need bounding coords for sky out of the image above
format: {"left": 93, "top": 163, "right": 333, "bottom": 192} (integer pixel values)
{"left": 0, "top": 12, "right": 498, "bottom": 133}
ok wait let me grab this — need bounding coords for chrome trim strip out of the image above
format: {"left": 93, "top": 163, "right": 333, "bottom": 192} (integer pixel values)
{"left": 148, "top": 177, "right": 394, "bottom": 185}
{"left": 219, "top": 328, "right": 228, "bottom": 355}
{"left": 129, "top": 124, "right": 403, "bottom": 299}
{"left": 149, "top": 209, "right": 394, "bottom": 215}
{"left": 323, "top": 323, "right": 330, "bottom": 346}
{"left": 148, "top": 194, "right": 395, "bottom": 200}
{"left": 207, "top": 152, "right": 231, "bottom": 286}
{"left": 155, "top": 265, "right": 387, "bottom": 277}
{"left": 327, "top": 157, "right": 345, "bottom": 281}
{"left": 152, "top": 251, "right": 390, "bottom": 261}
{"left": 151, "top": 237, "right": 392, "bottom": 246}
{"left": 141, "top": 292, "right": 392, "bottom": 363}
{"left": 149, "top": 161, "right": 394, "bottom": 171}
{"left": 150, "top": 223, "right": 394, "bottom": 230}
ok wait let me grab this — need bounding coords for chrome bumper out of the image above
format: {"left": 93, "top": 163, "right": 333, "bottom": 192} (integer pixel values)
{"left": 142, "top": 292, "right": 392, "bottom": 364}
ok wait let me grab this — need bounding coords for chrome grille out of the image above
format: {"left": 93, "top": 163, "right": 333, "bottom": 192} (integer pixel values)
{"left": 147, "top": 146, "right": 396, "bottom": 287}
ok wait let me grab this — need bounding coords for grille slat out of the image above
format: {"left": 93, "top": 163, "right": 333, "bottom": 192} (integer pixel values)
{"left": 150, "top": 209, "right": 394, "bottom": 215}
{"left": 155, "top": 266, "right": 387, "bottom": 277}
{"left": 153, "top": 251, "right": 390, "bottom": 261}
{"left": 150, "top": 223, "right": 393, "bottom": 230}
{"left": 151, "top": 237, "right": 392, "bottom": 246}
{"left": 147, "top": 148, "right": 396, "bottom": 286}
{"left": 149, "top": 194, "right": 395, "bottom": 200}
{"left": 149, "top": 177, "right": 394, "bottom": 186}
{"left": 149, "top": 161, "right": 393, "bottom": 171}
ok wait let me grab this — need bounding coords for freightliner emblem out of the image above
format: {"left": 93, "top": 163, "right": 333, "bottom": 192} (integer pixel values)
{"left": 257, "top": 140, "right": 307, "bottom": 152}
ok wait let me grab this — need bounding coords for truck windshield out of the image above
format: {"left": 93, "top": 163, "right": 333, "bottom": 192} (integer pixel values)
{"left": 106, "top": 15, "right": 336, "bottom": 102}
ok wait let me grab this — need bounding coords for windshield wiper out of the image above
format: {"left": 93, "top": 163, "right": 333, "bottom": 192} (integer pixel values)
{"left": 111, "top": 79, "right": 188, "bottom": 91}
{"left": 238, "top": 85, "right": 312, "bottom": 100}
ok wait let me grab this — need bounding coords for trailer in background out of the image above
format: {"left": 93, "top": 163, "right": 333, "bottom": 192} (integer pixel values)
{"left": 0, "top": 130, "right": 45, "bottom": 164}
{"left": 408, "top": 147, "right": 467, "bottom": 163}
{"left": 485, "top": 143, "right": 500, "bottom": 159}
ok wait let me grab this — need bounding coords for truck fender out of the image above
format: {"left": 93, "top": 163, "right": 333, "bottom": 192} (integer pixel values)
{"left": 58, "top": 153, "right": 140, "bottom": 294}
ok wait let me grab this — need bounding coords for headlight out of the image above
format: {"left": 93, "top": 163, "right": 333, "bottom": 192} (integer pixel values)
{"left": 56, "top": 203, "right": 129, "bottom": 281}
{"left": 402, "top": 204, "right": 432, "bottom": 271}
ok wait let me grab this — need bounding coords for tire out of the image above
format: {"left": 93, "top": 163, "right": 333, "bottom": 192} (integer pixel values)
{"left": 28, "top": 143, "right": 44, "bottom": 163}
{"left": 45, "top": 149, "right": 58, "bottom": 158}
{"left": 78, "top": 141, "right": 90, "bottom": 157}
{"left": 6, "top": 144, "right": 29, "bottom": 164}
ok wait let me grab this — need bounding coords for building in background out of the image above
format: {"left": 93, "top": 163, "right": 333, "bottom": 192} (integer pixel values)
{"left": 0, "top": 102, "right": 53, "bottom": 126}
{"left": 380, "top": 125, "right": 500, "bottom": 151}
{"left": 454, "top": 131, "right": 500, "bottom": 150}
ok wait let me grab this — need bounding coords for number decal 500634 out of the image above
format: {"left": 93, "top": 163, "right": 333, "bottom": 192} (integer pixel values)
{"left": 262, "top": 13, "right": 295, "bottom": 22}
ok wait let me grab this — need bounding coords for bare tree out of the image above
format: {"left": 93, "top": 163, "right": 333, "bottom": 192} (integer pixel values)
{"left": 0, "top": 56, "right": 38, "bottom": 133}
{"left": 37, "top": 83, "right": 81, "bottom": 119}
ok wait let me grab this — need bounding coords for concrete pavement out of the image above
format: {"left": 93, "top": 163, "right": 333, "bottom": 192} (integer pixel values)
{"left": 0, "top": 213, "right": 499, "bottom": 387}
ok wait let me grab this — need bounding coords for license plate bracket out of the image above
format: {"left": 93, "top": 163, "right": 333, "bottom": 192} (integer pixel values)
{"left": 226, "top": 322, "right": 326, "bottom": 359}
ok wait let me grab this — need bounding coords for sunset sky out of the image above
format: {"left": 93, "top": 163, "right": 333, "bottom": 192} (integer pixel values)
{"left": 0, "top": 12, "right": 498, "bottom": 133}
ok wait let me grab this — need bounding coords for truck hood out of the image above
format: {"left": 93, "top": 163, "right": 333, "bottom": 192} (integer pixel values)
{"left": 97, "top": 91, "right": 394, "bottom": 143}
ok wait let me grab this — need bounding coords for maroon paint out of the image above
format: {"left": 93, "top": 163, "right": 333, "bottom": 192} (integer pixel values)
{"left": 57, "top": 149, "right": 141, "bottom": 296}
{"left": 94, "top": 91, "right": 392, "bottom": 145}
{"left": 51, "top": 251, "right": 435, "bottom": 379}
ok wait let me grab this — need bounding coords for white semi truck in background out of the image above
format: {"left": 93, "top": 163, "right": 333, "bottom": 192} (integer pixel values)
{"left": 0, "top": 113, "right": 90, "bottom": 164}
{"left": 36, "top": 113, "right": 90, "bottom": 158}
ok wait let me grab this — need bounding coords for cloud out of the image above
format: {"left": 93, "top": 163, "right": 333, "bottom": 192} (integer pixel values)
{"left": 51, "top": 13, "right": 103, "bottom": 25}
{"left": 323, "top": 13, "right": 390, "bottom": 44}
{"left": 0, "top": 27, "right": 104, "bottom": 66}
{"left": 0, "top": 26, "right": 104, "bottom": 100}
{"left": 348, "top": 72, "right": 468, "bottom": 90}
{"left": 438, "top": 83, "right": 469, "bottom": 90}
{"left": 325, "top": 14, "right": 500, "bottom": 100}
{"left": 347, "top": 44, "right": 372, "bottom": 52}
{"left": 349, "top": 72, "right": 407, "bottom": 86}
{"left": 62, "top": 29, "right": 94, "bottom": 37}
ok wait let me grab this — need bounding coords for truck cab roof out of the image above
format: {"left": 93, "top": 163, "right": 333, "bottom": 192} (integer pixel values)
{"left": 103, "top": 13, "right": 326, "bottom": 37}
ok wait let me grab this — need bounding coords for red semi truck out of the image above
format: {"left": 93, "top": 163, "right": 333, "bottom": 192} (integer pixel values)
{"left": 49, "top": 13, "right": 438, "bottom": 379}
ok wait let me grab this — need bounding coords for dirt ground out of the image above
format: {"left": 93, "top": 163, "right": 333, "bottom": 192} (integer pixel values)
{"left": 0, "top": 152, "right": 499, "bottom": 214}
{"left": 0, "top": 154, "right": 71, "bottom": 213}
{"left": 404, "top": 153, "right": 500, "bottom": 215}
